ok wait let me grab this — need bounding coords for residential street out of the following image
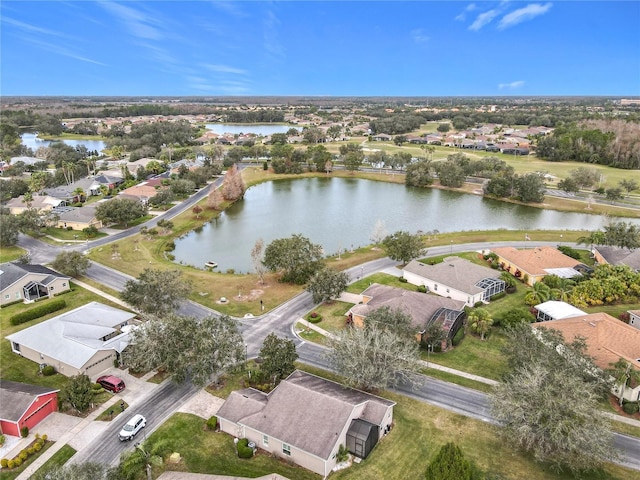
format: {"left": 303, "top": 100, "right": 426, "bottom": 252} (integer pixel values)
{"left": 14, "top": 225, "right": 640, "bottom": 471}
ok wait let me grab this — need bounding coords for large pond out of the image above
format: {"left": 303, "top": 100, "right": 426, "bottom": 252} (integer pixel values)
{"left": 205, "top": 124, "right": 301, "bottom": 136}
{"left": 21, "top": 133, "right": 106, "bottom": 153}
{"left": 172, "top": 177, "right": 631, "bottom": 273}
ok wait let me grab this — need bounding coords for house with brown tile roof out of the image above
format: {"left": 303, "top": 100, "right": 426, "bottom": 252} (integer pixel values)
{"left": 532, "top": 312, "right": 640, "bottom": 401}
{"left": 216, "top": 370, "right": 395, "bottom": 479}
{"left": 403, "top": 257, "right": 505, "bottom": 307}
{"left": 118, "top": 183, "right": 160, "bottom": 203}
{"left": 347, "top": 283, "right": 466, "bottom": 347}
{"left": 491, "top": 246, "right": 583, "bottom": 286}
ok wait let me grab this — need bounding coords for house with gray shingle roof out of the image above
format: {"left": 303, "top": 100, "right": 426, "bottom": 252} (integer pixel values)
{"left": 6, "top": 302, "right": 136, "bottom": 377}
{"left": 0, "top": 262, "right": 70, "bottom": 306}
{"left": 347, "top": 283, "right": 466, "bottom": 346}
{"left": 403, "top": 256, "right": 505, "bottom": 306}
{"left": 593, "top": 245, "right": 640, "bottom": 272}
{"left": 216, "top": 370, "right": 395, "bottom": 479}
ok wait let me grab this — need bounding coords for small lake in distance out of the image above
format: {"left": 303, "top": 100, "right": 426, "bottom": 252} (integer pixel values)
{"left": 20, "top": 133, "right": 106, "bottom": 153}
{"left": 205, "top": 124, "right": 301, "bottom": 136}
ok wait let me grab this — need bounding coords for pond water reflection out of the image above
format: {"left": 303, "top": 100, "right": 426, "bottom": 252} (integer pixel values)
{"left": 172, "top": 177, "right": 623, "bottom": 273}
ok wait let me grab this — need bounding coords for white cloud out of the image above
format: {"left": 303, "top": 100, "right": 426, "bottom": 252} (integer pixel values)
{"left": 2, "top": 16, "right": 72, "bottom": 39}
{"left": 498, "top": 3, "right": 553, "bottom": 30}
{"left": 411, "top": 29, "right": 430, "bottom": 44}
{"left": 455, "top": 3, "right": 477, "bottom": 22}
{"left": 498, "top": 80, "right": 525, "bottom": 90}
{"left": 21, "top": 36, "right": 107, "bottom": 66}
{"left": 469, "top": 9, "right": 500, "bottom": 31}
{"left": 263, "top": 8, "right": 285, "bottom": 62}
{"left": 202, "top": 64, "right": 248, "bottom": 75}
{"left": 99, "top": 1, "right": 163, "bottom": 40}
{"left": 210, "top": 1, "right": 246, "bottom": 18}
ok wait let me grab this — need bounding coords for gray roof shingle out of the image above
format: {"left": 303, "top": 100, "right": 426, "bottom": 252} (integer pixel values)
{"left": 403, "top": 257, "right": 501, "bottom": 295}
{"left": 0, "top": 263, "right": 69, "bottom": 291}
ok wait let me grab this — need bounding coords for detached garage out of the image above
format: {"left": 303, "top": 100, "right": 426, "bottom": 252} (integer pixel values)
{"left": 0, "top": 380, "right": 59, "bottom": 437}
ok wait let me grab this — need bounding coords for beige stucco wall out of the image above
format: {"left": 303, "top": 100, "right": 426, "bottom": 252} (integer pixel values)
{"left": 9, "top": 342, "right": 115, "bottom": 377}
{"left": 402, "top": 270, "right": 481, "bottom": 306}
{"left": 495, "top": 256, "right": 540, "bottom": 286}
{"left": 56, "top": 218, "right": 103, "bottom": 230}
{"left": 1, "top": 276, "right": 70, "bottom": 306}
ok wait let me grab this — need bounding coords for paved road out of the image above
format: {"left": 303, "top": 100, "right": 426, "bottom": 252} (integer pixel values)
{"left": 69, "top": 381, "right": 201, "bottom": 467}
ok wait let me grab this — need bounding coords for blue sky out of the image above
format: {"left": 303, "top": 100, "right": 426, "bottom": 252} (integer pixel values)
{"left": 1, "top": 1, "right": 639, "bottom": 96}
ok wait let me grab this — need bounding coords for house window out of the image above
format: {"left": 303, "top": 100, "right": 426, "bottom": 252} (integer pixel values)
{"left": 446, "top": 288, "right": 450, "bottom": 293}
{"left": 16, "top": 292, "right": 21, "bottom": 299}
{"left": 62, "top": 283, "right": 67, "bottom": 287}
{"left": 5, "top": 294, "right": 10, "bottom": 299}
{"left": 282, "top": 443, "right": 291, "bottom": 456}
{"left": 50, "top": 286, "right": 54, "bottom": 291}
{"left": 12, "top": 342, "right": 20, "bottom": 353}
{"left": 434, "top": 284, "right": 438, "bottom": 291}
{"left": 263, "top": 435, "right": 269, "bottom": 447}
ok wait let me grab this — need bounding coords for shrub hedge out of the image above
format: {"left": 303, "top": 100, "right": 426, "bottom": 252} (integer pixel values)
{"left": 10, "top": 299, "right": 66, "bottom": 326}
{"left": 623, "top": 401, "right": 639, "bottom": 415}
{"left": 42, "top": 365, "right": 56, "bottom": 376}
{"left": 207, "top": 416, "right": 217, "bottom": 430}
{"left": 237, "top": 438, "right": 254, "bottom": 458}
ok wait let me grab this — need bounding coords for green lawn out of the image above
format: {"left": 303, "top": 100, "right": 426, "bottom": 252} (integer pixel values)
{"left": 427, "top": 329, "right": 508, "bottom": 381}
{"left": 0, "top": 246, "right": 26, "bottom": 263}
{"left": 42, "top": 227, "right": 107, "bottom": 241}
{"left": 29, "top": 445, "right": 76, "bottom": 478}
{"left": 305, "top": 301, "right": 352, "bottom": 333}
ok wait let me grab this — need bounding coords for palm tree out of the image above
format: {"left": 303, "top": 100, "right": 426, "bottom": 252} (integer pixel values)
{"left": 500, "top": 271, "right": 517, "bottom": 291}
{"left": 468, "top": 308, "right": 493, "bottom": 341}
{"left": 73, "top": 187, "right": 85, "bottom": 203}
{"left": 524, "top": 282, "right": 551, "bottom": 306}
{"left": 550, "top": 278, "right": 575, "bottom": 302}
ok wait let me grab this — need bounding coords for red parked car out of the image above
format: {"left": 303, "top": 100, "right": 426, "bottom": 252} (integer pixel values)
{"left": 97, "top": 375, "right": 125, "bottom": 393}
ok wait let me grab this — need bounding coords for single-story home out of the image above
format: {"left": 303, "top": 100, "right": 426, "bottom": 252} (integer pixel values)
{"left": 629, "top": 310, "right": 640, "bottom": 330}
{"left": 0, "top": 262, "right": 71, "bottom": 306}
{"left": 532, "top": 312, "right": 640, "bottom": 401}
{"left": 52, "top": 205, "right": 102, "bottom": 230}
{"left": 534, "top": 300, "right": 587, "bottom": 322}
{"left": 118, "top": 183, "right": 159, "bottom": 204}
{"left": 9, "top": 156, "right": 44, "bottom": 168}
{"left": 5, "top": 195, "right": 66, "bottom": 215}
{"left": 6, "top": 302, "right": 136, "bottom": 377}
{"left": 216, "top": 370, "right": 395, "bottom": 479}
{"left": 347, "top": 283, "right": 466, "bottom": 347}
{"left": 403, "top": 257, "right": 505, "bottom": 306}
{"left": 0, "top": 380, "right": 59, "bottom": 437}
{"left": 491, "top": 246, "right": 584, "bottom": 286}
{"left": 592, "top": 245, "right": 640, "bottom": 271}
{"left": 372, "top": 133, "right": 392, "bottom": 141}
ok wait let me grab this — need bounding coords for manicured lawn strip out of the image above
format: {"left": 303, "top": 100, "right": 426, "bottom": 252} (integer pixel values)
{"left": 148, "top": 413, "right": 321, "bottom": 480}
{"left": 0, "top": 441, "right": 54, "bottom": 480}
{"left": 296, "top": 325, "right": 327, "bottom": 345}
{"left": 346, "top": 272, "right": 409, "bottom": 294}
{"left": 425, "top": 330, "right": 508, "bottom": 381}
{"left": 30, "top": 445, "right": 76, "bottom": 478}
{"left": 0, "top": 246, "right": 26, "bottom": 263}
{"left": 0, "top": 283, "right": 129, "bottom": 388}
{"left": 481, "top": 281, "right": 530, "bottom": 318}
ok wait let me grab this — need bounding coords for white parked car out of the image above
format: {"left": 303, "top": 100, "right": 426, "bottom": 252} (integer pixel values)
{"left": 118, "top": 414, "right": 146, "bottom": 441}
